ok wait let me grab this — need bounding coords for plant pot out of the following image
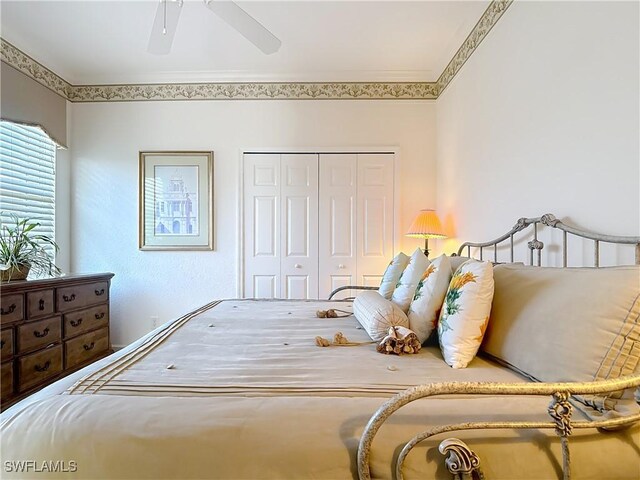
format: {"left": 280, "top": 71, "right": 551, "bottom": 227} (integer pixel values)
{"left": 0, "top": 264, "right": 31, "bottom": 282}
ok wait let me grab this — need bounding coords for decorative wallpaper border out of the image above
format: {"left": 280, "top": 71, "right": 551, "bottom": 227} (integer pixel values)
{"left": 437, "top": 0, "right": 513, "bottom": 94}
{"left": 0, "top": 1, "right": 512, "bottom": 102}
{"left": 1, "top": 39, "right": 72, "bottom": 98}
{"left": 68, "top": 82, "right": 438, "bottom": 102}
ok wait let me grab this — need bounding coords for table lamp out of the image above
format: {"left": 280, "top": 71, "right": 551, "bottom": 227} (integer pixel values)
{"left": 406, "top": 209, "right": 447, "bottom": 257}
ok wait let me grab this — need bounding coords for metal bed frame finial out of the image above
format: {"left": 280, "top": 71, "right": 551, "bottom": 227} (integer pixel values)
{"left": 438, "top": 438, "right": 483, "bottom": 480}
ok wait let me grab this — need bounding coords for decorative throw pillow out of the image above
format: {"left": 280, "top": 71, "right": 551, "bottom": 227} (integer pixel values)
{"left": 438, "top": 260, "right": 495, "bottom": 369}
{"left": 391, "top": 248, "right": 430, "bottom": 313}
{"left": 378, "top": 252, "right": 410, "bottom": 299}
{"left": 354, "top": 290, "right": 409, "bottom": 342}
{"left": 407, "top": 254, "right": 452, "bottom": 343}
{"left": 483, "top": 264, "right": 640, "bottom": 412}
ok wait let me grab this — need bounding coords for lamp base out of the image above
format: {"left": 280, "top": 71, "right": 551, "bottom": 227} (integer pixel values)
{"left": 423, "top": 238, "right": 430, "bottom": 258}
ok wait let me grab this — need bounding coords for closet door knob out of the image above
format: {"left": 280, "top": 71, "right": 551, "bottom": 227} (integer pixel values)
{"left": 338, "top": 264, "right": 345, "bottom": 269}
{"left": 294, "top": 264, "right": 302, "bottom": 269}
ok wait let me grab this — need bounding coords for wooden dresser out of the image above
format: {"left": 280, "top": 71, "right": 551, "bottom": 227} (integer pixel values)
{"left": 1, "top": 273, "right": 114, "bottom": 409}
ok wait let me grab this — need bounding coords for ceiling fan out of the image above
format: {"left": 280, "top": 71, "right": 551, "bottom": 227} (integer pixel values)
{"left": 148, "top": 0, "right": 281, "bottom": 55}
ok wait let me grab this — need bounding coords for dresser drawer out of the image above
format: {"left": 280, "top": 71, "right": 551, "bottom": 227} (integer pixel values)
{"left": 1, "top": 361, "right": 13, "bottom": 400}
{"left": 18, "top": 345, "right": 62, "bottom": 393}
{"left": 27, "top": 289, "right": 55, "bottom": 319}
{"left": 57, "top": 281, "right": 109, "bottom": 313}
{"left": 1, "top": 328, "right": 13, "bottom": 361}
{"left": 64, "top": 305, "right": 109, "bottom": 339}
{"left": 17, "top": 317, "right": 62, "bottom": 354}
{"left": 65, "top": 328, "right": 109, "bottom": 369}
{"left": 1, "top": 294, "right": 23, "bottom": 323}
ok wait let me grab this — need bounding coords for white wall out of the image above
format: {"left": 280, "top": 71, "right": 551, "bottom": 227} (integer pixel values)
{"left": 436, "top": 1, "right": 639, "bottom": 265}
{"left": 54, "top": 100, "right": 72, "bottom": 273}
{"left": 70, "top": 100, "right": 437, "bottom": 345}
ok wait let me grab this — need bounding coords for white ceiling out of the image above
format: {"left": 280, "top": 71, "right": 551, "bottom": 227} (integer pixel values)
{"left": 0, "top": 1, "right": 489, "bottom": 85}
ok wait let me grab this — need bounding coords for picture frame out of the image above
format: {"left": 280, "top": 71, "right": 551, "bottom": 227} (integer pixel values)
{"left": 139, "top": 151, "right": 213, "bottom": 250}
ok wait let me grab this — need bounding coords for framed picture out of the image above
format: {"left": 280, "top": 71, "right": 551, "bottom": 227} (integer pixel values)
{"left": 139, "top": 151, "right": 213, "bottom": 250}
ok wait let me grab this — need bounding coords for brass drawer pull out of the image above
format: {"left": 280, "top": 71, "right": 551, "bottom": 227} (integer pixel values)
{"left": 83, "top": 342, "right": 95, "bottom": 351}
{"left": 33, "top": 327, "right": 50, "bottom": 338}
{"left": 1, "top": 304, "right": 16, "bottom": 315}
{"left": 95, "top": 289, "right": 105, "bottom": 296}
{"left": 95, "top": 312, "right": 105, "bottom": 320}
{"left": 35, "top": 360, "right": 51, "bottom": 372}
{"left": 70, "top": 318, "right": 83, "bottom": 328}
{"left": 39, "top": 299, "right": 45, "bottom": 310}
{"left": 62, "top": 294, "right": 76, "bottom": 302}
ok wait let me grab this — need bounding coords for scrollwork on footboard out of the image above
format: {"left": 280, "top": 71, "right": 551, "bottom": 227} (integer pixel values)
{"left": 438, "top": 439, "right": 483, "bottom": 480}
{"left": 357, "top": 375, "right": 640, "bottom": 480}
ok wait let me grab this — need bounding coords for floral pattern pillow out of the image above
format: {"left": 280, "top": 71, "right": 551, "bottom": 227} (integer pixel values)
{"left": 438, "top": 260, "right": 494, "bottom": 368}
{"left": 407, "top": 254, "right": 452, "bottom": 343}
{"left": 378, "top": 252, "right": 410, "bottom": 299}
{"left": 391, "top": 248, "right": 430, "bottom": 313}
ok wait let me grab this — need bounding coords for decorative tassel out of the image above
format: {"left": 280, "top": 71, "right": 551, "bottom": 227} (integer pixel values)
{"left": 316, "top": 309, "right": 352, "bottom": 318}
{"left": 376, "top": 326, "right": 422, "bottom": 355}
{"left": 315, "top": 332, "right": 375, "bottom": 347}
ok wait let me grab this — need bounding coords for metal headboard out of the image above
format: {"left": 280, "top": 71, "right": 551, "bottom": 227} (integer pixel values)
{"left": 357, "top": 213, "right": 640, "bottom": 480}
{"left": 457, "top": 213, "right": 640, "bottom": 267}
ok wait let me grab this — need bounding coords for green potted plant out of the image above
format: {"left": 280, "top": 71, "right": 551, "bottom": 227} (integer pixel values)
{"left": 0, "top": 214, "right": 61, "bottom": 281}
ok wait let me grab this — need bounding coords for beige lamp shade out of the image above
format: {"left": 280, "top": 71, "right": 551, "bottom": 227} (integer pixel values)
{"left": 406, "top": 209, "right": 447, "bottom": 239}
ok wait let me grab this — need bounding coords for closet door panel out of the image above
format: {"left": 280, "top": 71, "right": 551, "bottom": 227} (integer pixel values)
{"left": 244, "top": 154, "right": 281, "bottom": 298}
{"left": 280, "top": 154, "right": 319, "bottom": 299}
{"left": 319, "top": 154, "right": 357, "bottom": 299}
{"left": 356, "top": 154, "right": 394, "bottom": 287}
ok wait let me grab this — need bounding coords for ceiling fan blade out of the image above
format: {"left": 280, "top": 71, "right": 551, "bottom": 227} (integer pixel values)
{"left": 204, "top": 1, "right": 281, "bottom": 55}
{"left": 148, "top": 0, "right": 183, "bottom": 55}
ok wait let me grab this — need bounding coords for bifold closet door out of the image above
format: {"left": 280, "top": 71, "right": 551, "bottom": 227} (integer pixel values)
{"left": 244, "top": 153, "right": 319, "bottom": 299}
{"left": 244, "top": 154, "right": 281, "bottom": 298}
{"left": 356, "top": 154, "right": 394, "bottom": 287}
{"left": 244, "top": 152, "right": 392, "bottom": 300}
{"left": 280, "top": 154, "right": 319, "bottom": 299}
{"left": 318, "top": 153, "right": 394, "bottom": 298}
{"left": 318, "top": 154, "right": 357, "bottom": 299}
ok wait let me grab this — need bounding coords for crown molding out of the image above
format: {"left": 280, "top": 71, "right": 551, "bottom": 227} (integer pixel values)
{"left": 70, "top": 69, "right": 437, "bottom": 85}
{"left": 0, "top": 1, "right": 512, "bottom": 103}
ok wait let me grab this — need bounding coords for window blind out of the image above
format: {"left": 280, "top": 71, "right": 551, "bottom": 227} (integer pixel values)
{"left": 0, "top": 121, "right": 56, "bottom": 258}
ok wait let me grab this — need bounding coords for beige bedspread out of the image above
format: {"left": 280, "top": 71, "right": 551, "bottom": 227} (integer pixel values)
{"left": 1, "top": 300, "right": 638, "bottom": 479}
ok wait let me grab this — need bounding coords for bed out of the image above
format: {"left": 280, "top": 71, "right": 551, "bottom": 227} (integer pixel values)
{"left": 1, "top": 214, "right": 639, "bottom": 479}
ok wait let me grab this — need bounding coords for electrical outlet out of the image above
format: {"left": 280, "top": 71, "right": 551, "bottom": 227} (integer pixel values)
{"left": 151, "top": 316, "right": 159, "bottom": 329}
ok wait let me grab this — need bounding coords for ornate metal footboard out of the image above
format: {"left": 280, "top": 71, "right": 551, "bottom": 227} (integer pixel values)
{"left": 357, "top": 374, "right": 640, "bottom": 480}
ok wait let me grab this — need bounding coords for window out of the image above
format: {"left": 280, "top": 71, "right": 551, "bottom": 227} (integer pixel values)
{"left": 0, "top": 121, "right": 57, "bottom": 258}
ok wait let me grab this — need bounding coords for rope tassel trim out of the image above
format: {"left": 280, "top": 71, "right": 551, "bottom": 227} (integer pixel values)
{"left": 315, "top": 332, "right": 375, "bottom": 347}
{"left": 316, "top": 309, "right": 352, "bottom": 318}
{"left": 377, "top": 326, "right": 422, "bottom": 355}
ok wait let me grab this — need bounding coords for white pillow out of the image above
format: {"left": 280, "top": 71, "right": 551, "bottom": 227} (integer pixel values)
{"left": 391, "top": 248, "right": 430, "bottom": 313}
{"left": 438, "top": 260, "right": 494, "bottom": 369}
{"left": 378, "top": 252, "right": 410, "bottom": 299}
{"left": 354, "top": 290, "right": 409, "bottom": 342}
{"left": 407, "top": 254, "right": 452, "bottom": 343}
